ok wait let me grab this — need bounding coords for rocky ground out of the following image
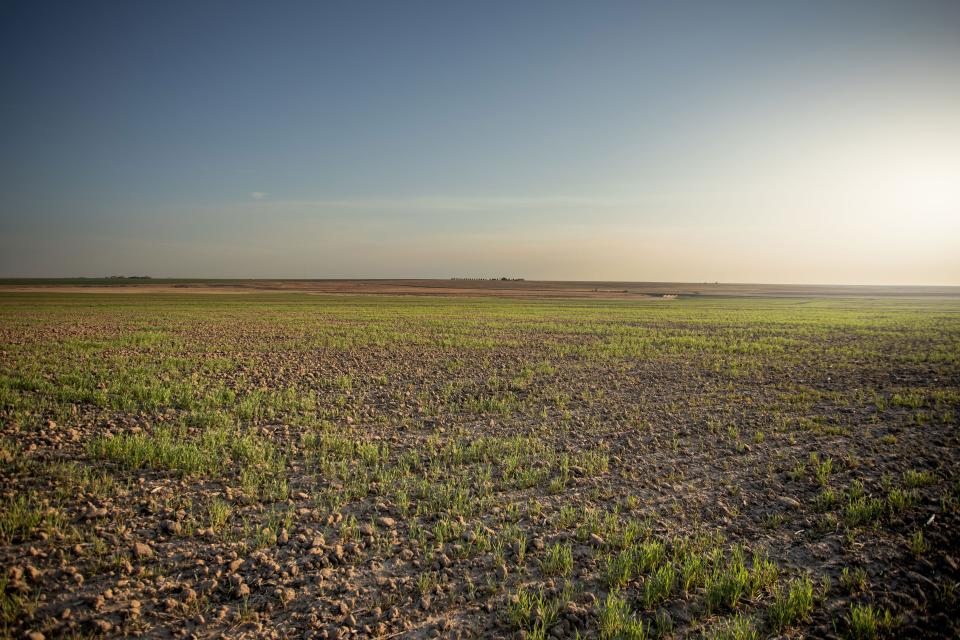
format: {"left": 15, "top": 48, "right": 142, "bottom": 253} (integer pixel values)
{"left": 1, "top": 293, "right": 958, "bottom": 639}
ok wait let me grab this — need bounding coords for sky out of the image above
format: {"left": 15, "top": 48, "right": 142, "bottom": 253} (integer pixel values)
{"left": 1, "top": 0, "right": 958, "bottom": 284}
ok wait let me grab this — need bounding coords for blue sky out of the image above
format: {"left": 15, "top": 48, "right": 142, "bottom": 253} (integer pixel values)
{"left": 1, "top": 0, "right": 958, "bottom": 283}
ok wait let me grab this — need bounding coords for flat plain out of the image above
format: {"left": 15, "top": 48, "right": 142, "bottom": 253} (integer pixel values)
{"left": 1, "top": 290, "right": 958, "bottom": 639}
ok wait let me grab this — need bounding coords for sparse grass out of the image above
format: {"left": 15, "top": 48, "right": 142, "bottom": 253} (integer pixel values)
{"left": 903, "top": 469, "right": 935, "bottom": 489}
{"left": 508, "top": 586, "right": 536, "bottom": 629}
{"left": 705, "top": 549, "right": 751, "bottom": 612}
{"left": 749, "top": 551, "right": 779, "bottom": 595}
{"left": 768, "top": 575, "right": 814, "bottom": 632}
{"left": 508, "top": 583, "right": 572, "bottom": 636}
{"left": 0, "top": 494, "right": 63, "bottom": 544}
{"left": 703, "top": 613, "right": 759, "bottom": 640}
{"left": 680, "top": 549, "right": 707, "bottom": 594}
{"left": 542, "top": 542, "right": 574, "bottom": 577}
{"left": 885, "top": 487, "right": 913, "bottom": 513}
{"left": 634, "top": 540, "right": 666, "bottom": 575}
{"left": 906, "top": 530, "right": 929, "bottom": 556}
{"left": 641, "top": 563, "right": 676, "bottom": 608}
{"left": 843, "top": 494, "right": 885, "bottom": 528}
{"left": 788, "top": 461, "right": 807, "bottom": 481}
{"left": 557, "top": 505, "right": 578, "bottom": 529}
{"left": 840, "top": 567, "right": 868, "bottom": 594}
{"left": 815, "top": 486, "right": 838, "bottom": 512}
{"left": 416, "top": 571, "right": 438, "bottom": 596}
{"left": 604, "top": 550, "right": 634, "bottom": 589}
{"left": 846, "top": 603, "right": 900, "bottom": 639}
{"left": 598, "top": 590, "right": 647, "bottom": 640}
{"left": 811, "top": 454, "right": 834, "bottom": 486}
{"left": 90, "top": 427, "right": 217, "bottom": 475}
{"left": 207, "top": 498, "right": 232, "bottom": 531}
{"left": 88, "top": 421, "right": 288, "bottom": 483}
{"left": 703, "top": 546, "right": 779, "bottom": 612}
{"left": 0, "top": 574, "right": 39, "bottom": 635}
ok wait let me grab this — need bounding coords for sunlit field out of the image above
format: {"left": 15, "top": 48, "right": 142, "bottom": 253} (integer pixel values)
{"left": 1, "top": 293, "right": 958, "bottom": 639}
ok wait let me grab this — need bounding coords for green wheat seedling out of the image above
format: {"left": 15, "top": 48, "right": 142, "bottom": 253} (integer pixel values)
{"left": 598, "top": 590, "right": 647, "bottom": 640}
{"left": 541, "top": 542, "right": 574, "bottom": 577}
{"left": 840, "top": 567, "right": 867, "bottom": 594}
{"left": 768, "top": 575, "right": 814, "bottom": 632}
{"left": 703, "top": 613, "right": 759, "bottom": 640}
{"left": 846, "top": 603, "right": 900, "bottom": 639}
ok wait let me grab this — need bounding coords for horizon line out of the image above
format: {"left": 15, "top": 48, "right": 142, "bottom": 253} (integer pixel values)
{"left": 1, "top": 276, "right": 958, "bottom": 288}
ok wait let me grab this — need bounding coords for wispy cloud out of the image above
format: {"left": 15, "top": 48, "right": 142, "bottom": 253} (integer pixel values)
{"left": 249, "top": 191, "right": 268, "bottom": 200}
{"left": 231, "top": 194, "right": 690, "bottom": 213}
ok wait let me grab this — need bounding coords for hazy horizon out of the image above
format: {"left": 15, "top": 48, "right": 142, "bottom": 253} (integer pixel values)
{"left": 7, "top": 274, "right": 960, "bottom": 290}
{"left": 2, "top": 1, "right": 959, "bottom": 285}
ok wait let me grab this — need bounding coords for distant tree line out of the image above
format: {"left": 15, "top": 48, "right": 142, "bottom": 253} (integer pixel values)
{"left": 450, "top": 277, "right": 525, "bottom": 281}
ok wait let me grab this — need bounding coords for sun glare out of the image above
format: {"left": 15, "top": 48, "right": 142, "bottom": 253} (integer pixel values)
{"left": 890, "top": 164, "right": 960, "bottom": 217}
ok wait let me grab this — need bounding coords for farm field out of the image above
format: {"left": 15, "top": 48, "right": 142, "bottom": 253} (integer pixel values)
{"left": 3, "top": 278, "right": 958, "bottom": 300}
{"left": 1, "top": 292, "right": 958, "bottom": 639}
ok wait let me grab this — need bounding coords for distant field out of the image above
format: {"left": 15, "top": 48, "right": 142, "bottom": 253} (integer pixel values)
{"left": 1, "top": 292, "right": 958, "bottom": 639}
{"left": 2, "top": 278, "right": 958, "bottom": 299}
